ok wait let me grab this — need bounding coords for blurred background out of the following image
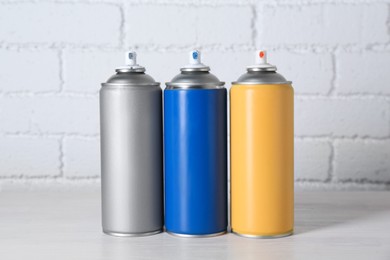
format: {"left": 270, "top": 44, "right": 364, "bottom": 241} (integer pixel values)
{"left": 0, "top": 0, "right": 389, "bottom": 190}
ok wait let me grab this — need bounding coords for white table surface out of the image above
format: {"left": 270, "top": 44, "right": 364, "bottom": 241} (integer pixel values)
{"left": 0, "top": 189, "right": 389, "bottom": 260}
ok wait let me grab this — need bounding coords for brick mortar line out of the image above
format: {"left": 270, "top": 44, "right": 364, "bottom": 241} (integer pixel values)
{"left": 328, "top": 49, "right": 337, "bottom": 96}
{"left": 0, "top": 176, "right": 101, "bottom": 181}
{"left": 388, "top": 100, "right": 390, "bottom": 136}
{"left": 58, "top": 49, "right": 65, "bottom": 93}
{"left": 0, "top": 92, "right": 98, "bottom": 98}
{"left": 118, "top": 2, "right": 125, "bottom": 48}
{"left": 295, "top": 181, "right": 390, "bottom": 190}
{"left": 0, "top": 43, "right": 123, "bottom": 51}
{"left": 126, "top": 44, "right": 258, "bottom": 52}
{"left": 0, "top": 91, "right": 390, "bottom": 101}
{"left": 1, "top": 44, "right": 111, "bottom": 52}
{"left": 295, "top": 94, "right": 390, "bottom": 100}
{"left": 2, "top": 132, "right": 389, "bottom": 142}
{"left": 128, "top": 44, "right": 390, "bottom": 53}
{"left": 0, "top": 176, "right": 388, "bottom": 184}
{"left": 0, "top": 179, "right": 100, "bottom": 188}
{"left": 2, "top": 43, "right": 390, "bottom": 52}
{"left": 0, "top": 175, "right": 66, "bottom": 180}
{"left": 1, "top": 93, "right": 390, "bottom": 99}
{"left": 326, "top": 141, "right": 335, "bottom": 182}
{"left": 120, "top": 1, "right": 258, "bottom": 7}
{"left": 0, "top": 0, "right": 127, "bottom": 6}
{"left": 58, "top": 136, "right": 65, "bottom": 178}
{"left": 263, "top": 0, "right": 390, "bottom": 7}
{"left": 1, "top": 0, "right": 390, "bottom": 5}
{"left": 295, "top": 136, "right": 390, "bottom": 142}
{"left": 0, "top": 92, "right": 390, "bottom": 99}
{"left": 1, "top": 94, "right": 390, "bottom": 101}
{"left": 386, "top": 3, "right": 390, "bottom": 48}
{"left": 298, "top": 136, "right": 390, "bottom": 140}
{"left": 0, "top": 178, "right": 389, "bottom": 189}
{"left": 3, "top": 132, "right": 100, "bottom": 139}
{"left": 250, "top": 4, "right": 257, "bottom": 48}
{"left": 0, "top": 0, "right": 255, "bottom": 6}
{"left": 265, "top": 44, "right": 390, "bottom": 52}
{"left": 313, "top": 178, "right": 390, "bottom": 186}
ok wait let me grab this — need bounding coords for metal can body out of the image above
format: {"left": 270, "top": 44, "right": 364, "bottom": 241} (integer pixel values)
{"left": 100, "top": 53, "right": 163, "bottom": 236}
{"left": 231, "top": 50, "right": 294, "bottom": 238}
{"left": 230, "top": 83, "right": 293, "bottom": 237}
{"left": 164, "top": 88, "right": 228, "bottom": 236}
{"left": 100, "top": 85, "right": 163, "bottom": 236}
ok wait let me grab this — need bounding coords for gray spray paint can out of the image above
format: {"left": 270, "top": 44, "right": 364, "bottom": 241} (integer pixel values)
{"left": 100, "top": 52, "right": 163, "bottom": 236}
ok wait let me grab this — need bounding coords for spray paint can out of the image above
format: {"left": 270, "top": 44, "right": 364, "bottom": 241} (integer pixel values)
{"left": 100, "top": 52, "right": 163, "bottom": 236}
{"left": 164, "top": 50, "right": 227, "bottom": 237}
{"left": 230, "top": 50, "right": 294, "bottom": 238}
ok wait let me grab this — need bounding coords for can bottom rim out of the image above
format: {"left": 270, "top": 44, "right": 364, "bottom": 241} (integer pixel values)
{"left": 103, "top": 229, "right": 163, "bottom": 237}
{"left": 166, "top": 230, "right": 227, "bottom": 238}
{"left": 231, "top": 229, "right": 293, "bottom": 239}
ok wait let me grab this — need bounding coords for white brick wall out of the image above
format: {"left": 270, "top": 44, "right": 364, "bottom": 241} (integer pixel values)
{"left": 335, "top": 140, "right": 390, "bottom": 182}
{"left": 125, "top": 5, "right": 252, "bottom": 46}
{"left": 64, "top": 50, "right": 123, "bottom": 93}
{"left": 272, "top": 51, "right": 333, "bottom": 94}
{"left": 258, "top": 4, "right": 388, "bottom": 45}
{"left": 0, "top": 3, "right": 121, "bottom": 46}
{"left": 63, "top": 138, "right": 100, "bottom": 178}
{"left": 0, "top": 136, "right": 60, "bottom": 177}
{"left": 0, "top": 50, "right": 60, "bottom": 92}
{"left": 0, "top": 97, "right": 99, "bottom": 134}
{"left": 295, "top": 140, "right": 332, "bottom": 181}
{"left": 296, "top": 98, "right": 389, "bottom": 137}
{"left": 0, "top": 0, "right": 389, "bottom": 190}
{"left": 337, "top": 52, "right": 390, "bottom": 94}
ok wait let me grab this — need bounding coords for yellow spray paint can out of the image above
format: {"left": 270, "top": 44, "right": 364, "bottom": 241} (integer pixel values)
{"left": 230, "top": 50, "right": 294, "bottom": 238}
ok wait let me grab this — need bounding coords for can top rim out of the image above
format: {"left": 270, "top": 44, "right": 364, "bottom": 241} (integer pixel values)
{"left": 104, "top": 67, "right": 158, "bottom": 86}
{"left": 165, "top": 82, "right": 225, "bottom": 89}
{"left": 233, "top": 70, "right": 291, "bottom": 85}
{"left": 180, "top": 67, "right": 210, "bottom": 72}
{"left": 102, "top": 82, "right": 161, "bottom": 87}
{"left": 166, "top": 69, "right": 224, "bottom": 89}
{"left": 231, "top": 81, "right": 292, "bottom": 85}
{"left": 116, "top": 67, "right": 146, "bottom": 73}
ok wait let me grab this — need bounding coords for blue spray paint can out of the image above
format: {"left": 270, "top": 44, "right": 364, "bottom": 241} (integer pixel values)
{"left": 164, "top": 50, "right": 227, "bottom": 237}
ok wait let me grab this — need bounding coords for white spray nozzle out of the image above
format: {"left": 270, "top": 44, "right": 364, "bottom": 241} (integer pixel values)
{"left": 189, "top": 50, "right": 201, "bottom": 65}
{"left": 182, "top": 50, "right": 209, "bottom": 70}
{"left": 255, "top": 50, "right": 267, "bottom": 65}
{"left": 125, "top": 51, "right": 137, "bottom": 66}
{"left": 246, "top": 49, "right": 276, "bottom": 71}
